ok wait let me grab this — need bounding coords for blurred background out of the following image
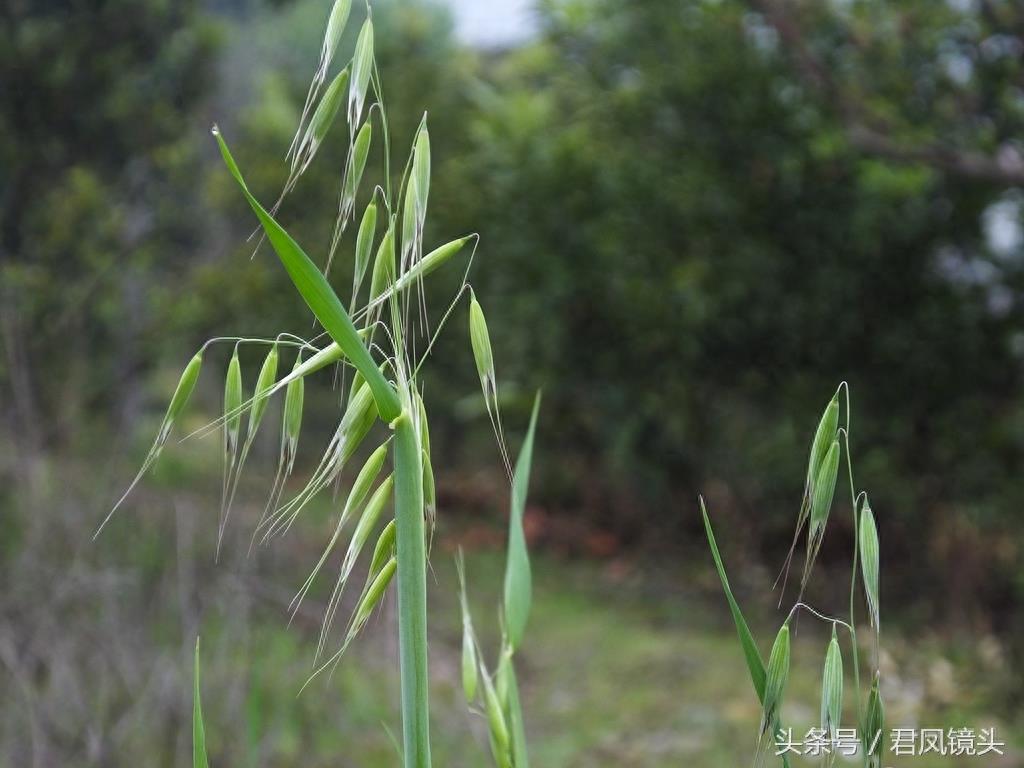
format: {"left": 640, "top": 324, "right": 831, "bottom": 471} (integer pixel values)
{"left": 2, "top": 0, "right": 1023, "bottom": 765}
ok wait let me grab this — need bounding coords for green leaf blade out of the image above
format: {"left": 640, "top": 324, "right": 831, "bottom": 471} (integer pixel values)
{"left": 701, "top": 499, "right": 793, "bottom": 768}
{"left": 504, "top": 660, "right": 530, "bottom": 768}
{"left": 212, "top": 128, "right": 400, "bottom": 422}
{"left": 504, "top": 393, "right": 541, "bottom": 651}
{"left": 193, "top": 638, "right": 209, "bottom": 768}
{"left": 701, "top": 498, "right": 766, "bottom": 698}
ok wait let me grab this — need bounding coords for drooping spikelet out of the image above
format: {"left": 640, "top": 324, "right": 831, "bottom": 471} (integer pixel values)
{"left": 97, "top": 351, "right": 203, "bottom": 537}
{"left": 820, "top": 628, "right": 844, "bottom": 756}
{"left": 859, "top": 499, "right": 880, "bottom": 628}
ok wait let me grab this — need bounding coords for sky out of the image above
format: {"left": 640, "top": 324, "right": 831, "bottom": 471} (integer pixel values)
{"left": 442, "top": 0, "right": 537, "bottom": 47}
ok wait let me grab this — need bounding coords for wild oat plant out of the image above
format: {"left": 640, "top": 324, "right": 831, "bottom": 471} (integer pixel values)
{"left": 702, "top": 384, "right": 884, "bottom": 768}
{"left": 98, "top": 2, "right": 536, "bottom": 766}
{"left": 456, "top": 394, "right": 539, "bottom": 768}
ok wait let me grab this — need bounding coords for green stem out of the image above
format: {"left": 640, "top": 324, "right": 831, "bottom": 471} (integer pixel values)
{"left": 393, "top": 410, "right": 431, "bottom": 768}
{"left": 839, "top": 386, "right": 865, "bottom": 766}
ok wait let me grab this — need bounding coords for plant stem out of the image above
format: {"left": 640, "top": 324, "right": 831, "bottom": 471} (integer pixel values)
{"left": 840, "top": 385, "right": 865, "bottom": 766}
{"left": 844, "top": 434, "right": 860, "bottom": 703}
{"left": 392, "top": 409, "right": 431, "bottom": 768}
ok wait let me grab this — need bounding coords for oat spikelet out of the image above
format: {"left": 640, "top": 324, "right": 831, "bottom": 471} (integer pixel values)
{"left": 288, "top": 440, "right": 388, "bottom": 633}
{"left": 776, "top": 391, "right": 840, "bottom": 599}
{"left": 469, "top": 288, "right": 512, "bottom": 478}
{"left": 801, "top": 437, "right": 840, "bottom": 592}
{"left": 96, "top": 351, "right": 203, "bottom": 538}
{"left": 859, "top": 498, "right": 880, "bottom": 628}
{"left": 348, "top": 18, "right": 374, "bottom": 129}
{"left": 285, "top": 0, "right": 353, "bottom": 164}
{"left": 327, "top": 119, "right": 374, "bottom": 275}
{"left": 820, "top": 628, "right": 844, "bottom": 764}
{"left": 217, "top": 346, "right": 244, "bottom": 556}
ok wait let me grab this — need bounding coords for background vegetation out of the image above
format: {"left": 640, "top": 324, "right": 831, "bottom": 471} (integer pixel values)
{"left": 2, "top": 0, "right": 1022, "bottom": 764}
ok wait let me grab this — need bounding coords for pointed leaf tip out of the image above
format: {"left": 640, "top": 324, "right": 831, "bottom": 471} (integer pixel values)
{"left": 504, "top": 392, "right": 541, "bottom": 650}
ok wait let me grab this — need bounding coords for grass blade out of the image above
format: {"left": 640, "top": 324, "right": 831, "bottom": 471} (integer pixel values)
{"left": 701, "top": 497, "right": 766, "bottom": 696}
{"left": 454, "top": 551, "right": 479, "bottom": 704}
{"left": 193, "top": 638, "right": 210, "bottom": 768}
{"left": 212, "top": 127, "right": 400, "bottom": 422}
{"left": 504, "top": 659, "right": 529, "bottom": 768}
{"left": 504, "top": 392, "right": 540, "bottom": 651}
{"left": 701, "top": 498, "right": 793, "bottom": 768}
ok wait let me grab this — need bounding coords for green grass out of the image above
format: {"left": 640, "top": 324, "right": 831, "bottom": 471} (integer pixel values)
{"left": 6, "top": 445, "right": 1018, "bottom": 766}
{"left": 179, "top": 527, "right": 1018, "bottom": 767}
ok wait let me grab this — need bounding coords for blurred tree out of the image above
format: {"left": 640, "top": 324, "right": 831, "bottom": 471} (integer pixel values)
{"left": 444, "top": 0, "right": 1024, "bottom": 643}
{"left": 0, "top": 0, "right": 221, "bottom": 453}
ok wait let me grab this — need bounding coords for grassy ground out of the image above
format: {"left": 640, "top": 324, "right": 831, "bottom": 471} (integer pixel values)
{"left": 188, "top": 525, "right": 1022, "bottom": 767}
{"left": 2, "top": 446, "right": 1020, "bottom": 766}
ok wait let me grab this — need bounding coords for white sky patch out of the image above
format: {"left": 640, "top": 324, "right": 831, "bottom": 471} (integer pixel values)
{"left": 442, "top": 0, "right": 538, "bottom": 48}
{"left": 983, "top": 196, "right": 1023, "bottom": 259}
